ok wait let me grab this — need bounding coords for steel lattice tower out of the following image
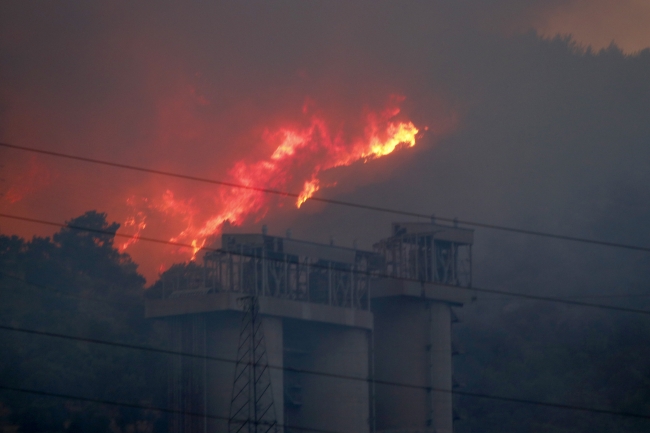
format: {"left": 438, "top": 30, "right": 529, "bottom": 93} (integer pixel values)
{"left": 229, "top": 296, "right": 279, "bottom": 433}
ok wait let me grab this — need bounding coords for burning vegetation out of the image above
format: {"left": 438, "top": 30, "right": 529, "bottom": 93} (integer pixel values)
{"left": 119, "top": 96, "right": 420, "bottom": 261}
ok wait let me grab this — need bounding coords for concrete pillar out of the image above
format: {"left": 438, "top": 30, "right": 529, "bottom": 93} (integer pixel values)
{"left": 429, "top": 302, "right": 452, "bottom": 433}
{"left": 372, "top": 297, "right": 453, "bottom": 433}
{"left": 205, "top": 312, "right": 240, "bottom": 433}
{"left": 372, "top": 297, "right": 430, "bottom": 431}
{"left": 310, "top": 326, "right": 369, "bottom": 433}
{"left": 169, "top": 315, "right": 209, "bottom": 433}
{"left": 284, "top": 319, "right": 369, "bottom": 433}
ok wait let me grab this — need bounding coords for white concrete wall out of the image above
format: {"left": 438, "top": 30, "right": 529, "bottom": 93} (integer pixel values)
{"left": 372, "top": 297, "right": 453, "bottom": 433}
{"left": 264, "top": 315, "right": 285, "bottom": 433}
{"left": 205, "top": 312, "right": 240, "bottom": 433}
{"left": 429, "top": 302, "right": 452, "bottom": 433}
{"left": 284, "top": 319, "right": 370, "bottom": 433}
{"left": 373, "top": 297, "right": 430, "bottom": 431}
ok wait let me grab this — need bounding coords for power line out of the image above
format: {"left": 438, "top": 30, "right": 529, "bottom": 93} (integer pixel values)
{"left": 477, "top": 293, "right": 650, "bottom": 302}
{"left": 2, "top": 211, "right": 650, "bottom": 316}
{"left": 2, "top": 146, "right": 649, "bottom": 425}
{"left": 0, "top": 270, "right": 137, "bottom": 307}
{"left": 2, "top": 224, "right": 650, "bottom": 422}
{"left": 1, "top": 141, "right": 649, "bottom": 253}
{"left": 2, "top": 324, "right": 650, "bottom": 421}
{"left": 0, "top": 384, "right": 339, "bottom": 433}
{"left": 3, "top": 268, "right": 649, "bottom": 416}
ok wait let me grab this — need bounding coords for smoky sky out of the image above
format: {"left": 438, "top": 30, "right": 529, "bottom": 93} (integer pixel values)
{"left": 0, "top": 1, "right": 649, "bottom": 285}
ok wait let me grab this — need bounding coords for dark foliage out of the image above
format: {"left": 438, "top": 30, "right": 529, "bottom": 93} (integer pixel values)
{"left": 0, "top": 211, "right": 166, "bottom": 433}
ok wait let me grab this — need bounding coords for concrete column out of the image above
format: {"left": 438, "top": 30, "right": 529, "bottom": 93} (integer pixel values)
{"left": 372, "top": 297, "right": 454, "bottom": 433}
{"left": 372, "top": 297, "right": 430, "bottom": 431}
{"left": 311, "top": 326, "right": 369, "bottom": 433}
{"left": 284, "top": 320, "right": 369, "bottom": 433}
{"left": 169, "top": 315, "right": 209, "bottom": 433}
{"left": 429, "top": 302, "right": 453, "bottom": 433}
{"left": 205, "top": 312, "right": 240, "bottom": 433}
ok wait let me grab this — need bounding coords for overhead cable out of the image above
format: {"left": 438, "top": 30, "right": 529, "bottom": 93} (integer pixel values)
{"left": 0, "top": 270, "right": 137, "bottom": 307}
{"left": 2, "top": 324, "right": 650, "bottom": 421}
{"left": 1, "top": 212, "right": 649, "bottom": 316}
{"left": 1, "top": 141, "right": 648, "bottom": 253}
{"left": 0, "top": 384, "right": 335, "bottom": 433}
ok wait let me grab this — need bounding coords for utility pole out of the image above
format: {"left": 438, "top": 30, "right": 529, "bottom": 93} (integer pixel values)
{"left": 229, "top": 296, "right": 278, "bottom": 433}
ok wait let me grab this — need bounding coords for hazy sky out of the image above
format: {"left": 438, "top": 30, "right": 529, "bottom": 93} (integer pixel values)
{"left": 1, "top": 1, "right": 648, "bottom": 282}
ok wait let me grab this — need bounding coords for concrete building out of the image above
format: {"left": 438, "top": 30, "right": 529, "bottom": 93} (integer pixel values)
{"left": 145, "top": 221, "right": 473, "bottom": 433}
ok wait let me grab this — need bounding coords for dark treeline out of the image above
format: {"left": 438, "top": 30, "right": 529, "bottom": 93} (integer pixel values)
{"left": 0, "top": 211, "right": 166, "bottom": 433}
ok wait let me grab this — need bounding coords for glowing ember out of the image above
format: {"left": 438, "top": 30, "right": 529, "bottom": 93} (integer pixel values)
{"left": 120, "top": 96, "right": 421, "bottom": 258}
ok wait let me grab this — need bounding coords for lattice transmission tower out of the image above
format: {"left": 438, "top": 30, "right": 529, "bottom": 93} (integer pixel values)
{"left": 229, "top": 296, "right": 279, "bottom": 433}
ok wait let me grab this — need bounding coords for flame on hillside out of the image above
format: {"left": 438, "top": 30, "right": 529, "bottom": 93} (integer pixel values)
{"left": 119, "top": 96, "right": 421, "bottom": 259}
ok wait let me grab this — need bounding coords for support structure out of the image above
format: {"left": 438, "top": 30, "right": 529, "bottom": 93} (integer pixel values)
{"left": 371, "top": 222, "right": 473, "bottom": 433}
{"left": 168, "top": 314, "right": 207, "bottom": 433}
{"left": 229, "top": 296, "right": 278, "bottom": 433}
{"left": 147, "top": 222, "right": 473, "bottom": 433}
{"left": 147, "top": 231, "right": 376, "bottom": 433}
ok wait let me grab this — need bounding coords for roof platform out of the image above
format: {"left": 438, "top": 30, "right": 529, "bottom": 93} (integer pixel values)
{"left": 370, "top": 278, "right": 474, "bottom": 306}
{"left": 145, "top": 291, "right": 373, "bottom": 329}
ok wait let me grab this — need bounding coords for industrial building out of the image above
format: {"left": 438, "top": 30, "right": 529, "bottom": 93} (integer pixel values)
{"left": 145, "top": 221, "right": 473, "bottom": 433}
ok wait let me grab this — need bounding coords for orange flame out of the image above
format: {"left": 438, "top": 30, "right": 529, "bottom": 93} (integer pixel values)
{"left": 297, "top": 178, "right": 320, "bottom": 208}
{"left": 363, "top": 121, "right": 418, "bottom": 159}
{"left": 119, "top": 211, "right": 147, "bottom": 252}
{"left": 120, "top": 96, "right": 421, "bottom": 258}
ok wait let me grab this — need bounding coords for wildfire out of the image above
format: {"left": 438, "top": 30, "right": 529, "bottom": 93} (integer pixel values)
{"left": 364, "top": 121, "right": 418, "bottom": 159}
{"left": 119, "top": 211, "right": 147, "bottom": 252}
{"left": 120, "top": 96, "right": 421, "bottom": 259}
{"left": 297, "top": 178, "right": 320, "bottom": 208}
